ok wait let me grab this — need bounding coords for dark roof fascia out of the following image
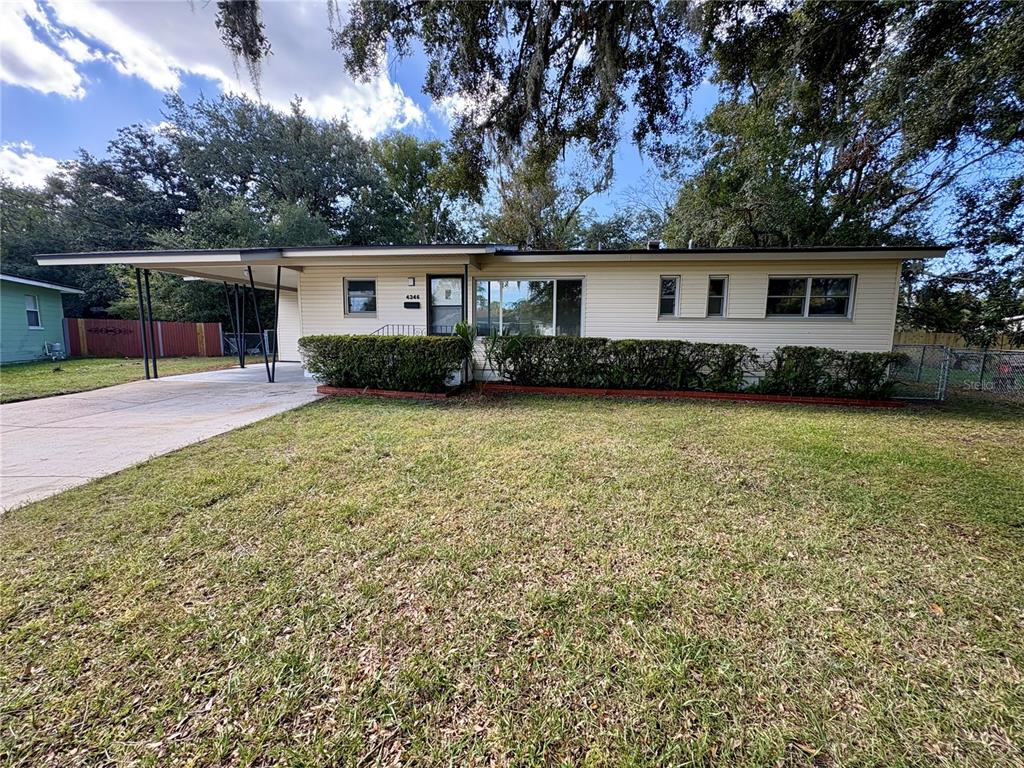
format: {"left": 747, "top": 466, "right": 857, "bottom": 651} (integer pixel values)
{"left": 511, "top": 245, "right": 949, "bottom": 257}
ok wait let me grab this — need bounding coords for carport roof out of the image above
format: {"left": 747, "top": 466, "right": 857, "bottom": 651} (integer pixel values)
{"left": 35, "top": 243, "right": 515, "bottom": 264}
{"left": 33, "top": 244, "right": 520, "bottom": 289}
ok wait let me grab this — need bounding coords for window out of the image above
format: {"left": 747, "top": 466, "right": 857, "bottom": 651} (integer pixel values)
{"left": 474, "top": 279, "right": 583, "bottom": 336}
{"left": 25, "top": 294, "right": 41, "bottom": 328}
{"left": 345, "top": 279, "right": 376, "bottom": 315}
{"left": 707, "top": 276, "right": 728, "bottom": 317}
{"left": 766, "top": 276, "right": 854, "bottom": 318}
{"left": 808, "top": 277, "right": 852, "bottom": 316}
{"left": 659, "top": 276, "right": 679, "bottom": 316}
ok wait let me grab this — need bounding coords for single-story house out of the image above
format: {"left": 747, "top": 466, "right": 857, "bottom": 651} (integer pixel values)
{"left": 0, "top": 273, "right": 83, "bottom": 364}
{"left": 36, "top": 244, "right": 945, "bottom": 376}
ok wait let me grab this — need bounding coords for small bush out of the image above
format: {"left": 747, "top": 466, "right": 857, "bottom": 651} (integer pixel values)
{"left": 757, "top": 346, "right": 907, "bottom": 399}
{"left": 484, "top": 335, "right": 759, "bottom": 392}
{"left": 299, "top": 335, "right": 466, "bottom": 393}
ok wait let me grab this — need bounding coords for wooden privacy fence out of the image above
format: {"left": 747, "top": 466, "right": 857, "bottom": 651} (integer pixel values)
{"left": 64, "top": 318, "right": 224, "bottom": 358}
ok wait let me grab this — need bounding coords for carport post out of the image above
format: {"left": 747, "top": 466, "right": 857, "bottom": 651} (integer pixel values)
{"left": 462, "top": 263, "right": 470, "bottom": 383}
{"left": 247, "top": 266, "right": 273, "bottom": 383}
{"left": 144, "top": 269, "right": 158, "bottom": 378}
{"left": 234, "top": 283, "right": 245, "bottom": 368}
{"left": 135, "top": 268, "right": 150, "bottom": 380}
{"left": 222, "top": 281, "right": 237, "bottom": 363}
{"left": 239, "top": 283, "right": 246, "bottom": 368}
{"left": 272, "top": 266, "right": 281, "bottom": 383}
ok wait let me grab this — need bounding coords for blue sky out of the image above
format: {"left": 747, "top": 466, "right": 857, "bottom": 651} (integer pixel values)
{"left": 0, "top": 0, "right": 715, "bottom": 217}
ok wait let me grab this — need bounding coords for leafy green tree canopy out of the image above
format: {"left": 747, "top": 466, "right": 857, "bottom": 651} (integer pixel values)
{"left": 1, "top": 93, "right": 479, "bottom": 322}
{"left": 216, "top": 0, "right": 704, "bottom": 190}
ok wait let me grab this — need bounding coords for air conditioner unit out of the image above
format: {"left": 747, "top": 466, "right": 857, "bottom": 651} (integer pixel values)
{"left": 44, "top": 341, "right": 66, "bottom": 361}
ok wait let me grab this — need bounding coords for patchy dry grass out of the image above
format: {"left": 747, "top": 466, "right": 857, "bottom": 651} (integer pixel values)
{"left": 0, "top": 356, "right": 260, "bottom": 403}
{"left": 1, "top": 397, "right": 1022, "bottom": 766}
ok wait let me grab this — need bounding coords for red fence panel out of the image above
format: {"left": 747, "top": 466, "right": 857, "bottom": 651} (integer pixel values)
{"left": 158, "top": 321, "right": 199, "bottom": 356}
{"left": 66, "top": 319, "right": 223, "bottom": 357}
{"left": 203, "top": 323, "right": 223, "bottom": 355}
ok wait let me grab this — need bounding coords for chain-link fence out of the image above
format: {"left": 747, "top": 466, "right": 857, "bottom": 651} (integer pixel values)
{"left": 892, "top": 344, "right": 1024, "bottom": 402}
{"left": 945, "top": 348, "right": 1024, "bottom": 401}
{"left": 891, "top": 344, "right": 950, "bottom": 400}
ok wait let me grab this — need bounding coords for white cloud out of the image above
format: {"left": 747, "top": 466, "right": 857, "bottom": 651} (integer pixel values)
{"left": 0, "top": 142, "right": 61, "bottom": 187}
{"left": 431, "top": 77, "right": 506, "bottom": 129}
{"left": 0, "top": 0, "right": 424, "bottom": 137}
{"left": 0, "top": 0, "right": 84, "bottom": 98}
{"left": 47, "top": 0, "right": 182, "bottom": 91}
{"left": 57, "top": 34, "right": 103, "bottom": 64}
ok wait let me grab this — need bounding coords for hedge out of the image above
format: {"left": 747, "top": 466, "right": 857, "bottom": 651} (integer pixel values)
{"left": 485, "top": 335, "right": 760, "bottom": 392}
{"left": 485, "top": 336, "right": 905, "bottom": 399}
{"left": 299, "top": 334, "right": 467, "bottom": 393}
{"left": 756, "top": 345, "right": 908, "bottom": 399}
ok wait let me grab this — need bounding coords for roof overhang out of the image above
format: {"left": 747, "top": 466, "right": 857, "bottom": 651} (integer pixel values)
{"left": 34, "top": 245, "right": 519, "bottom": 285}
{"left": 480, "top": 246, "right": 948, "bottom": 265}
{"left": 0, "top": 273, "right": 84, "bottom": 293}
{"left": 36, "top": 244, "right": 509, "bottom": 266}
{"left": 35, "top": 244, "right": 947, "bottom": 282}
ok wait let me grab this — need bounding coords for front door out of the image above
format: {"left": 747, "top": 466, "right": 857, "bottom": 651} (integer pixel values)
{"left": 428, "top": 275, "right": 464, "bottom": 335}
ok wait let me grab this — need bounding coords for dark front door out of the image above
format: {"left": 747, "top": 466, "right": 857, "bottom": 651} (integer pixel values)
{"left": 428, "top": 275, "right": 464, "bottom": 335}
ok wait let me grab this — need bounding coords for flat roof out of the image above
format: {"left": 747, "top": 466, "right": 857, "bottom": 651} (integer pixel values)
{"left": 36, "top": 243, "right": 948, "bottom": 267}
{"left": 514, "top": 245, "right": 948, "bottom": 256}
{"left": 0, "top": 272, "right": 85, "bottom": 294}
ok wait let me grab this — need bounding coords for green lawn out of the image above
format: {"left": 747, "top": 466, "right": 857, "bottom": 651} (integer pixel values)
{"left": 0, "top": 356, "right": 258, "bottom": 403}
{"left": 1, "top": 397, "right": 1022, "bottom": 766}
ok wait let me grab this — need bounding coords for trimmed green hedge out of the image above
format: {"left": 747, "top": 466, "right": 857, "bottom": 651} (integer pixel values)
{"left": 485, "top": 336, "right": 905, "bottom": 399}
{"left": 301, "top": 334, "right": 905, "bottom": 399}
{"left": 299, "top": 335, "right": 467, "bottom": 393}
{"left": 756, "top": 346, "right": 907, "bottom": 399}
{"left": 485, "top": 335, "right": 759, "bottom": 392}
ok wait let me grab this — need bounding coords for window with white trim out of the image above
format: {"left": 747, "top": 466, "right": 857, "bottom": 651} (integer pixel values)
{"left": 707, "top": 276, "right": 728, "bottom": 317}
{"left": 25, "top": 294, "right": 42, "bottom": 328}
{"left": 345, "top": 279, "right": 377, "bottom": 315}
{"left": 766, "top": 276, "right": 853, "bottom": 318}
{"left": 659, "top": 276, "right": 679, "bottom": 317}
{"left": 474, "top": 279, "right": 583, "bottom": 336}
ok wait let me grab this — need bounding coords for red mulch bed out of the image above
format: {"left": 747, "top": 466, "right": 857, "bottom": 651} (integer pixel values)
{"left": 315, "top": 382, "right": 905, "bottom": 408}
{"left": 315, "top": 385, "right": 457, "bottom": 401}
{"left": 479, "top": 382, "right": 905, "bottom": 408}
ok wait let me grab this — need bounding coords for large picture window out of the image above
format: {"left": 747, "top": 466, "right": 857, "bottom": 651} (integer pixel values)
{"left": 475, "top": 279, "right": 583, "bottom": 336}
{"left": 766, "top": 276, "right": 853, "bottom": 318}
{"left": 345, "top": 279, "right": 376, "bottom": 315}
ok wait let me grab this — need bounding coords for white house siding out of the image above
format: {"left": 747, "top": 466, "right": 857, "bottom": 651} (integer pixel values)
{"left": 297, "top": 266, "right": 439, "bottom": 336}
{"left": 295, "top": 258, "right": 903, "bottom": 363}
{"left": 469, "top": 258, "right": 902, "bottom": 354}
{"left": 276, "top": 290, "right": 302, "bottom": 361}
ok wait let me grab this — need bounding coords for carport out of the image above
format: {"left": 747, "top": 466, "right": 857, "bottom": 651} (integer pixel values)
{"left": 36, "top": 249, "right": 302, "bottom": 383}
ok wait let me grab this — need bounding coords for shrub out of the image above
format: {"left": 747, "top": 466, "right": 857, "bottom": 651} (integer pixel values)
{"left": 299, "top": 334, "right": 467, "bottom": 392}
{"left": 757, "top": 346, "right": 907, "bottom": 399}
{"left": 484, "top": 335, "right": 759, "bottom": 392}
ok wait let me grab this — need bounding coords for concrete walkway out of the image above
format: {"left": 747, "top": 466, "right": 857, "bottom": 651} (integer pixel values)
{"left": 0, "top": 363, "right": 320, "bottom": 510}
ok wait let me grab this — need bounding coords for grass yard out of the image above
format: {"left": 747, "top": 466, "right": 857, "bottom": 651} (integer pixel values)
{"left": 1, "top": 396, "right": 1022, "bottom": 766}
{"left": 0, "top": 356, "right": 258, "bottom": 403}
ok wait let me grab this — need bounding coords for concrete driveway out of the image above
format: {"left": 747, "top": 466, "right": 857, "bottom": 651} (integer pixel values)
{"left": 1, "top": 363, "right": 320, "bottom": 510}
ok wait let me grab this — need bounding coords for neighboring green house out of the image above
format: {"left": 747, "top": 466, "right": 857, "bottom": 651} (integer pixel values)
{"left": 1, "top": 273, "right": 83, "bottom": 364}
